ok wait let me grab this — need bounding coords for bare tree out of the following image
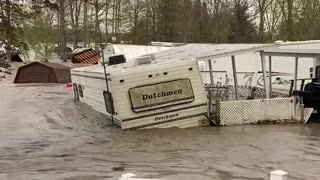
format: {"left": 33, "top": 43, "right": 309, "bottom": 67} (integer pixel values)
{"left": 105, "top": 0, "right": 111, "bottom": 44}
{"left": 265, "top": 0, "right": 281, "bottom": 40}
{"left": 69, "top": 0, "right": 83, "bottom": 49}
{"left": 127, "top": 0, "right": 145, "bottom": 43}
{"left": 254, "top": 0, "right": 272, "bottom": 41}
{"left": 277, "top": 0, "right": 295, "bottom": 40}
{"left": 83, "top": 0, "right": 88, "bottom": 47}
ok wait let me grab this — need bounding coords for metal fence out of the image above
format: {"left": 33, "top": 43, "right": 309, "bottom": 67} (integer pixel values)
{"left": 205, "top": 84, "right": 289, "bottom": 101}
{"left": 217, "top": 97, "right": 296, "bottom": 126}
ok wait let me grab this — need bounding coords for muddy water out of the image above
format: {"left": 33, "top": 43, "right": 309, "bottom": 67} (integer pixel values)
{"left": 1, "top": 84, "right": 320, "bottom": 180}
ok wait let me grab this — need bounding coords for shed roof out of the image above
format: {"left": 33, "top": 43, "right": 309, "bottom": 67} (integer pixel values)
{"left": 20, "top": 62, "right": 70, "bottom": 70}
{"left": 14, "top": 62, "right": 71, "bottom": 83}
{"left": 41, "top": 62, "right": 70, "bottom": 70}
{"left": 72, "top": 48, "right": 99, "bottom": 64}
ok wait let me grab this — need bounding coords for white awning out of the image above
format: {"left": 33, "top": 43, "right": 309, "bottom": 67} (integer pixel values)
{"left": 154, "top": 43, "right": 276, "bottom": 61}
{"left": 262, "top": 49, "right": 320, "bottom": 58}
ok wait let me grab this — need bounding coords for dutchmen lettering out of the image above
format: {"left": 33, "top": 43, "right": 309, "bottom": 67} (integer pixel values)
{"left": 142, "top": 95, "right": 148, "bottom": 100}
{"left": 142, "top": 89, "right": 183, "bottom": 100}
{"left": 155, "top": 113, "right": 179, "bottom": 121}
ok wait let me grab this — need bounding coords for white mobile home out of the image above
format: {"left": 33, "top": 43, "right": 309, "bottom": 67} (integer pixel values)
{"left": 71, "top": 59, "right": 208, "bottom": 130}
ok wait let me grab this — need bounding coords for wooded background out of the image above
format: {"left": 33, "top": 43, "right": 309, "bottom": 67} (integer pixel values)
{"left": 1, "top": 0, "right": 320, "bottom": 56}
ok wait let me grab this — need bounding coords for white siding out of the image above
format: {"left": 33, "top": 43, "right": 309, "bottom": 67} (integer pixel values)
{"left": 71, "top": 60, "right": 209, "bottom": 130}
{"left": 111, "top": 60, "right": 208, "bottom": 129}
{"left": 71, "top": 70, "right": 112, "bottom": 117}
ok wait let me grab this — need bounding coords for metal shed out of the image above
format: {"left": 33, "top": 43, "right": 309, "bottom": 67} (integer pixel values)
{"left": 14, "top": 62, "right": 71, "bottom": 83}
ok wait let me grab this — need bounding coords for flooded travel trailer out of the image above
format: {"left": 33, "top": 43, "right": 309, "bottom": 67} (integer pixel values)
{"left": 71, "top": 57, "right": 208, "bottom": 129}
{"left": 71, "top": 43, "right": 277, "bottom": 129}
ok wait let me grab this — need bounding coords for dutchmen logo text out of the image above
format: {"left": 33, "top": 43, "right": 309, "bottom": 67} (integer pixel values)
{"left": 142, "top": 89, "right": 182, "bottom": 100}
{"left": 155, "top": 114, "right": 179, "bottom": 121}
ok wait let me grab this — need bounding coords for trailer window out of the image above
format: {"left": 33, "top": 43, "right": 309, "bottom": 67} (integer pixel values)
{"left": 78, "top": 85, "right": 83, "bottom": 97}
{"left": 103, "top": 91, "right": 115, "bottom": 114}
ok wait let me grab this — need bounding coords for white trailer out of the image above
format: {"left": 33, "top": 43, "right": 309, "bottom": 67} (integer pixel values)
{"left": 71, "top": 59, "right": 208, "bottom": 130}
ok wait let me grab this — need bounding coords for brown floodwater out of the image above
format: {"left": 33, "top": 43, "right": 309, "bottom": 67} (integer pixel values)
{"left": 0, "top": 84, "right": 320, "bottom": 180}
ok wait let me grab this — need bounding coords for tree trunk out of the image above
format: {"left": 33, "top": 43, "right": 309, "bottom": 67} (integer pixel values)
{"left": 105, "top": 0, "right": 109, "bottom": 44}
{"left": 83, "top": 0, "right": 88, "bottom": 47}
{"left": 73, "top": 0, "right": 82, "bottom": 49}
{"left": 5, "top": 0, "right": 11, "bottom": 62}
{"left": 133, "top": 5, "right": 139, "bottom": 44}
{"left": 259, "top": 9, "right": 265, "bottom": 41}
{"left": 115, "top": 0, "right": 121, "bottom": 43}
{"left": 69, "top": 0, "right": 76, "bottom": 49}
{"left": 94, "top": 0, "right": 99, "bottom": 50}
{"left": 151, "top": 0, "right": 156, "bottom": 41}
{"left": 60, "top": 0, "right": 67, "bottom": 61}
{"left": 5, "top": 0, "right": 11, "bottom": 35}
{"left": 112, "top": 0, "right": 116, "bottom": 36}
{"left": 287, "top": 0, "right": 293, "bottom": 40}
{"left": 74, "top": 0, "right": 81, "bottom": 49}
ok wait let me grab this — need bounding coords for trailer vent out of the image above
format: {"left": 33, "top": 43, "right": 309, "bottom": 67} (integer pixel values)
{"left": 134, "top": 56, "right": 152, "bottom": 66}
{"left": 143, "top": 53, "right": 156, "bottom": 60}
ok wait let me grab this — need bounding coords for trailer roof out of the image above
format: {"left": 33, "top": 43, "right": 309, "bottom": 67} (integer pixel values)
{"left": 262, "top": 48, "right": 320, "bottom": 58}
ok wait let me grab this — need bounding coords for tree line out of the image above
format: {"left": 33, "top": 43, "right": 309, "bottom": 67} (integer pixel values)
{"left": 1, "top": 0, "right": 320, "bottom": 57}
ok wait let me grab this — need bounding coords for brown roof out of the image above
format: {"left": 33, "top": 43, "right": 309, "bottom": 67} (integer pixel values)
{"left": 72, "top": 48, "right": 100, "bottom": 64}
{"left": 21, "top": 62, "right": 70, "bottom": 70}
{"left": 14, "top": 62, "right": 71, "bottom": 83}
{"left": 41, "top": 62, "right": 70, "bottom": 70}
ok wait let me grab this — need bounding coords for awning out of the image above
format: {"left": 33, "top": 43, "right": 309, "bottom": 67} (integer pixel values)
{"left": 262, "top": 49, "right": 320, "bottom": 58}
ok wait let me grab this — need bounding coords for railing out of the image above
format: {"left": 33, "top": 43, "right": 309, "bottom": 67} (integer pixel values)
{"left": 288, "top": 78, "right": 313, "bottom": 96}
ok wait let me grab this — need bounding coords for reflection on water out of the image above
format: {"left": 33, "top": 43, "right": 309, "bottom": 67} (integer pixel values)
{"left": 0, "top": 84, "right": 320, "bottom": 180}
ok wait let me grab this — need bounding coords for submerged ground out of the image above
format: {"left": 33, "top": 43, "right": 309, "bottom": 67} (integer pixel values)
{"left": 0, "top": 84, "right": 320, "bottom": 180}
